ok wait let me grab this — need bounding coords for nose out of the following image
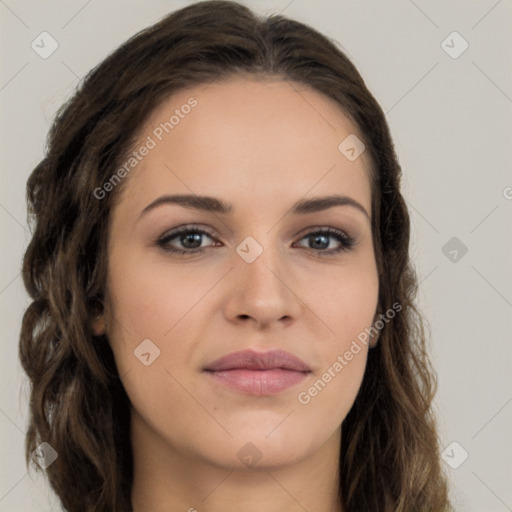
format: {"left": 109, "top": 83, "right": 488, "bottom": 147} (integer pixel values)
{"left": 223, "top": 238, "right": 302, "bottom": 329}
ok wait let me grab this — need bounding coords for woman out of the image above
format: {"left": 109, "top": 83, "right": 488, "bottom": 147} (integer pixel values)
{"left": 19, "top": 1, "right": 451, "bottom": 510}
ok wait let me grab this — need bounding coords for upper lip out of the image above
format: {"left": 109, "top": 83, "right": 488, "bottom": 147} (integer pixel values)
{"left": 203, "top": 349, "right": 311, "bottom": 372}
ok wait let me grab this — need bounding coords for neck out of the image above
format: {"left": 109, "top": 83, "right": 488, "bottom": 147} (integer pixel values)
{"left": 130, "top": 413, "right": 343, "bottom": 512}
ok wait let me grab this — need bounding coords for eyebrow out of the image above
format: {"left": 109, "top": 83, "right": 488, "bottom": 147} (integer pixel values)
{"left": 138, "top": 193, "right": 370, "bottom": 220}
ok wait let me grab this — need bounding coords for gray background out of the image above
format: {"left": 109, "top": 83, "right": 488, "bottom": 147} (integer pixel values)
{"left": 1, "top": 0, "right": 511, "bottom": 510}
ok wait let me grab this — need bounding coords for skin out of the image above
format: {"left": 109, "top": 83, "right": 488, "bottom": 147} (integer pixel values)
{"left": 94, "top": 76, "right": 379, "bottom": 512}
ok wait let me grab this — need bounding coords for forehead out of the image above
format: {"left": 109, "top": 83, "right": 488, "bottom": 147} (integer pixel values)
{"left": 113, "top": 76, "right": 372, "bottom": 219}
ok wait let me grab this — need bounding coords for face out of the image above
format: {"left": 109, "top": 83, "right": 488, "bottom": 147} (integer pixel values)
{"left": 99, "top": 76, "right": 379, "bottom": 471}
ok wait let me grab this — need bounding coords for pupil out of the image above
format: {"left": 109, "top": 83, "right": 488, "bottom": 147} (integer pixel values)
{"left": 311, "top": 234, "right": 328, "bottom": 249}
{"left": 182, "top": 233, "right": 201, "bottom": 248}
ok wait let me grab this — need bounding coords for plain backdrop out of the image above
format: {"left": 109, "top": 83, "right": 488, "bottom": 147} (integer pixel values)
{"left": 1, "top": 1, "right": 511, "bottom": 511}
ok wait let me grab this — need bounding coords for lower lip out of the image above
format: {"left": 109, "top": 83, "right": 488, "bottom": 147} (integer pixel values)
{"left": 204, "top": 369, "right": 309, "bottom": 396}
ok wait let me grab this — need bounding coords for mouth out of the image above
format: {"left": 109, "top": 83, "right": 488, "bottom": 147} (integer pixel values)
{"left": 203, "top": 349, "right": 312, "bottom": 396}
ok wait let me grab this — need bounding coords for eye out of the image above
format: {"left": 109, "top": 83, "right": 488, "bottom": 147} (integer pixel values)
{"left": 156, "top": 225, "right": 218, "bottom": 256}
{"left": 293, "top": 227, "right": 355, "bottom": 255}
{"left": 156, "top": 225, "right": 356, "bottom": 257}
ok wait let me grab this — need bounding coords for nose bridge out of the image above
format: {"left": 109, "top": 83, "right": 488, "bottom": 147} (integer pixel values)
{"left": 235, "top": 231, "right": 285, "bottom": 292}
{"left": 227, "top": 230, "right": 299, "bottom": 325}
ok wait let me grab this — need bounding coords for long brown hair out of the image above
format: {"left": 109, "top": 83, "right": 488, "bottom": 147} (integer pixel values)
{"left": 19, "top": 1, "right": 451, "bottom": 510}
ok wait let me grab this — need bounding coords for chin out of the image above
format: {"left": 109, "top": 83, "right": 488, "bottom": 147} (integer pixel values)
{"left": 194, "top": 429, "right": 320, "bottom": 472}
{"left": 213, "top": 444, "right": 311, "bottom": 473}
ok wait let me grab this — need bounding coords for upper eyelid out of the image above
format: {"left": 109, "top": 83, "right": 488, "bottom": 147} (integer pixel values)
{"left": 159, "top": 225, "right": 215, "bottom": 240}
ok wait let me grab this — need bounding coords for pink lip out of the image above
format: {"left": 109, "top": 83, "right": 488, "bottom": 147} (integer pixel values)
{"left": 203, "top": 349, "right": 311, "bottom": 396}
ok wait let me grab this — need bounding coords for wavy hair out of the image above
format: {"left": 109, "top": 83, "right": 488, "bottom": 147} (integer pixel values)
{"left": 19, "top": 1, "right": 451, "bottom": 510}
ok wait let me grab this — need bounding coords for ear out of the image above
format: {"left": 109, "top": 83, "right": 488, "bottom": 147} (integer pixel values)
{"left": 91, "top": 314, "right": 106, "bottom": 336}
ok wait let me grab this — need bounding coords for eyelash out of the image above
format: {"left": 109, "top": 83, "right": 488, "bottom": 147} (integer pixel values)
{"left": 156, "top": 224, "right": 356, "bottom": 257}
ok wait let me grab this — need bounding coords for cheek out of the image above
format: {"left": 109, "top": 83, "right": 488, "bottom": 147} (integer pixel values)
{"left": 295, "top": 262, "right": 378, "bottom": 411}
{"left": 103, "top": 249, "right": 219, "bottom": 415}
{"left": 292, "top": 278, "right": 376, "bottom": 434}
{"left": 106, "top": 250, "right": 210, "bottom": 342}
{"left": 310, "top": 262, "right": 379, "bottom": 341}
{"left": 103, "top": 253, "right": 203, "bottom": 439}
